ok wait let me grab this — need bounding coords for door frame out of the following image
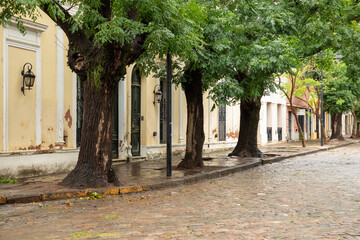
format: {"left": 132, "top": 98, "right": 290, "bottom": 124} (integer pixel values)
{"left": 218, "top": 104, "right": 226, "bottom": 141}
{"left": 3, "top": 22, "right": 47, "bottom": 150}
{"left": 131, "top": 67, "right": 141, "bottom": 156}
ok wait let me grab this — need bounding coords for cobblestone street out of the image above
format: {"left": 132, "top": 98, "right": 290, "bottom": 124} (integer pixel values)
{"left": 1, "top": 143, "right": 360, "bottom": 240}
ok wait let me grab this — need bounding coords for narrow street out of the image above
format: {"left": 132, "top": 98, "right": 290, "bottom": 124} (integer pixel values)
{"left": 1, "top": 143, "right": 360, "bottom": 240}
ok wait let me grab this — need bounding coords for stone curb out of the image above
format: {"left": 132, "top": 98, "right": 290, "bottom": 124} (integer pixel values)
{"left": 0, "top": 161, "right": 261, "bottom": 205}
{"left": 1, "top": 141, "right": 357, "bottom": 205}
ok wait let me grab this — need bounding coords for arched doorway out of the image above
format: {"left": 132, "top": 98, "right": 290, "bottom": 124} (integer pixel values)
{"left": 131, "top": 67, "right": 141, "bottom": 156}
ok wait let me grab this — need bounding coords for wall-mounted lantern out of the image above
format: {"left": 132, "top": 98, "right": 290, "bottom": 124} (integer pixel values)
{"left": 153, "top": 85, "right": 162, "bottom": 105}
{"left": 21, "top": 62, "right": 36, "bottom": 95}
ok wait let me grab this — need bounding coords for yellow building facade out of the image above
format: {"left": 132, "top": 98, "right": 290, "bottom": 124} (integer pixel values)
{"left": 0, "top": 13, "right": 244, "bottom": 178}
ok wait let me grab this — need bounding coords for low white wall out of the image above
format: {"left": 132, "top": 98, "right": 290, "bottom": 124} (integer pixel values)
{"left": 0, "top": 150, "right": 79, "bottom": 178}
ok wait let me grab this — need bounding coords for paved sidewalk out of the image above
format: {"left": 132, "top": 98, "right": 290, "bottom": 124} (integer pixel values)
{"left": 0, "top": 138, "right": 358, "bottom": 204}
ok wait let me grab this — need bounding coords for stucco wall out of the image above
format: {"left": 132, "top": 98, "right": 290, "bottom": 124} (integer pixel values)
{"left": 8, "top": 46, "right": 37, "bottom": 150}
{"left": 0, "top": 26, "right": 3, "bottom": 151}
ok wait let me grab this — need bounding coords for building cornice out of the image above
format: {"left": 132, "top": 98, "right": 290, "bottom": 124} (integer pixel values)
{"left": 10, "top": 17, "right": 48, "bottom": 32}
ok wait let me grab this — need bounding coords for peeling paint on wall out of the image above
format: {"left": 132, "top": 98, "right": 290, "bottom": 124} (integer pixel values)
{"left": 35, "top": 149, "right": 55, "bottom": 154}
{"left": 64, "top": 109, "right": 73, "bottom": 128}
{"left": 119, "top": 140, "right": 125, "bottom": 152}
{"left": 212, "top": 128, "right": 217, "bottom": 134}
{"left": 226, "top": 131, "right": 236, "bottom": 139}
{"left": 235, "top": 130, "right": 239, "bottom": 138}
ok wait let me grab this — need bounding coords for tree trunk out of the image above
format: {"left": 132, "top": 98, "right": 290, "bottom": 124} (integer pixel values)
{"left": 290, "top": 107, "right": 306, "bottom": 147}
{"left": 229, "top": 97, "right": 264, "bottom": 157}
{"left": 314, "top": 112, "right": 328, "bottom": 144}
{"left": 177, "top": 68, "right": 205, "bottom": 169}
{"left": 321, "top": 117, "right": 328, "bottom": 145}
{"left": 356, "top": 122, "right": 360, "bottom": 139}
{"left": 330, "top": 113, "right": 345, "bottom": 140}
{"left": 60, "top": 74, "right": 121, "bottom": 188}
{"left": 351, "top": 111, "right": 357, "bottom": 138}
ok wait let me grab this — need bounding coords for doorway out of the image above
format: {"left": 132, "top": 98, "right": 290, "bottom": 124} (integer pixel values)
{"left": 131, "top": 67, "right": 141, "bottom": 156}
{"left": 159, "top": 78, "right": 168, "bottom": 144}
{"left": 218, "top": 104, "right": 226, "bottom": 141}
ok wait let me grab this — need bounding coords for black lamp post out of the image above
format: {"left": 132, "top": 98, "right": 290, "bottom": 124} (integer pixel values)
{"left": 162, "top": 15, "right": 173, "bottom": 177}
{"left": 166, "top": 51, "right": 172, "bottom": 177}
{"left": 21, "top": 62, "right": 36, "bottom": 95}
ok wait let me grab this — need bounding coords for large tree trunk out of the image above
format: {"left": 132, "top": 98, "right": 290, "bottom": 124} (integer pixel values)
{"left": 329, "top": 113, "right": 345, "bottom": 140}
{"left": 229, "top": 97, "right": 264, "bottom": 157}
{"left": 290, "top": 107, "right": 306, "bottom": 147}
{"left": 60, "top": 74, "right": 121, "bottom": 188}
{"left": 178, "top": 68, "right": 205, "bottom": 169}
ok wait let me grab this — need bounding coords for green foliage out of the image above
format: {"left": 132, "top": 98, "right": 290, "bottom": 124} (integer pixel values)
{"left": 323, "top": 61, "right": 356, "bottom": 114}
{"left": 210, "top": 0, "right": 298, "bottom": 105}
{"left": 70, "top": 231, "right": 91, "bottom": 239}
{"left": 70, "top": 231, "right": 121, "bottom": 239}
{"left": 87, "top": 191, "right": 103, "bottom": 200}
{"left": 0, "top": 0, "right": 200, "bottom": 67}
{"left": 94, "top": 18, "right": 148, "bottom": 45}
{"left": 280, "top": 48, "right": 358, "bottom": 118}
{"left": 139, "top": 0, "right": 232, "bottom": 94}
{"left": 87, "top": 65, "right": 104, "bottom": 88}
{"left": 0, "top": 178, "right": 20, "bottom": 183}
{"left": 102, "top": 214, "right": 122, "bottom": 220}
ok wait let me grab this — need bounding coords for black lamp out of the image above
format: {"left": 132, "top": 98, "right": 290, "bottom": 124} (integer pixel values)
{"left": 21, "top": 63, "right": 36, "bottom": 95}
{"left": 153, "top": 85, "right": 162, "bottom": 104}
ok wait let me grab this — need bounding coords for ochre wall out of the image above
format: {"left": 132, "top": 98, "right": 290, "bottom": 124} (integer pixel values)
{"left": 40, "top": 15, "right": 57, "bottom": 149}
{"left": 0, "top": 26, "right": 3, "bottom": 150}
{"left": 8, "top": 47, "right": 37, "bottom": 150}
{"left": 1, "top": 11, "right": 75, "bottom": 151}
{"left": 63, "top": 36, "right": 75, "bottom": 148}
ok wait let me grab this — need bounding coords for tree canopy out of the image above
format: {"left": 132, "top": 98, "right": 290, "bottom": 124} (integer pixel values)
{"left": 0, "top": 0, "right": 206, "bottom": 187}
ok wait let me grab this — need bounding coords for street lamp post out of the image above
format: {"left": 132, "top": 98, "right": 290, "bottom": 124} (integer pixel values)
{"left": 162, "top": 15, "right": 173, "bottom": 177}
{"left": 166, "top": 51, "right": 172, "bottom": 177}
{"left": 319, "top": 69, "right": 324, "bottom": 146}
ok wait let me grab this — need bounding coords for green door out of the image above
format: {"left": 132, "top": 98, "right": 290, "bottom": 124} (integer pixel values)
{"left": 131, "top": 68, "right": 141, "bottom": 156}
{"left": 160, "top": 78, "right": 167, "bottom": 144}
{"left": 112, "top": 92, "right": 119, "bottom": 158}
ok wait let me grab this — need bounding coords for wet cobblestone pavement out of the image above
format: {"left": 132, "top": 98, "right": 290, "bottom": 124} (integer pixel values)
{"left": 1, "top": 139, "right": 352, "bottom": 198}
{"left": 1, "top": 143, "right": 360, "bottom": 239}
